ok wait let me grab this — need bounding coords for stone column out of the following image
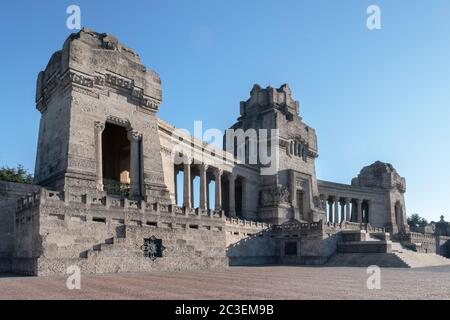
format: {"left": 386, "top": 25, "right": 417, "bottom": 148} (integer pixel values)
{"left": 183, "top": 160, "right": 191, "bottom": 208}
{"left": 94, "top": 122, "right": 105, "bottom": 191}
{"left": 199, "top": 164, "right": 208, "bottom": 210}
{"left": 334, "top": 197, "right": 339, "bottom": 224}
{"left": 345, "top": 198, "right": 351, "bottom": 221}
{"left": 127, "top": 130, "right": 142, "bottom": 198}
{"left": 214, "top": 169, "right": 223, "bottom": 211}
{"left": 356, "top": 199, "right": 363, "bottom": 223}
{"left": 229, "top": 173, "right": 236, "bottom": 217}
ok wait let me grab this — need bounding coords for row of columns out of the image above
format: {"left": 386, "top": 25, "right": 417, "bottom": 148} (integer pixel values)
{"left": 180, "top": 162, "right": 238, "bottom": 216}
{"left": 320, "top": 194, "right": 370, "bottom": 224}
{"left": 289, "top": 140, "right": 307, "bottom": 161}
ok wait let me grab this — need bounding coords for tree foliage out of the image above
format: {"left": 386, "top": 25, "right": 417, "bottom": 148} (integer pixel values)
{"left": 0, "top": 165, "right": 33, "bottom": 184}
{"left": 407, "top": 213, "right": 428, "bottom": 229}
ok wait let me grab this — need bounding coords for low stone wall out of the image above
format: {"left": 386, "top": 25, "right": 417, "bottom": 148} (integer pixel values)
{"left": 13, "top": 189, "right": 228, "bottom": 276}
{"left": 337, "top": 241, "right": 392, "bottom": 254}
{"left": 225, "top": 217, "right": 276, "bottom": 265}
{"left": 394, "top": 232, "right": 450, "bottom": 257}
{"left": 0, "top": 181, "right": 40, "bottom": 269}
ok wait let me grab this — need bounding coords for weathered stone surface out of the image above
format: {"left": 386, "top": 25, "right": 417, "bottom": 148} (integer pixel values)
{"left": 2, "top": 28, "right": 445, "bottom": 276}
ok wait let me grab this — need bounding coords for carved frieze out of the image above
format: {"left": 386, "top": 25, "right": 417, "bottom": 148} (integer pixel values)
{"left": 37, "top": 68, "right": 161, "bottom": 113}
{"left": 260, "top": 185, "right": 290, "bottom": 207}
{"left": 68, "top": 157, "right": 96, "bottom": 171}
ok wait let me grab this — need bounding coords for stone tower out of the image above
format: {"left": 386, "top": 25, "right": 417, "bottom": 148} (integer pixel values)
{"left": 228, "top": 84, "right": 324, "bottom": 224}
{"left": 34, "top": 28, "right": 170, "bottom": 203}
{"left": 352, "top": 161, "right": 409, "bottom": 234}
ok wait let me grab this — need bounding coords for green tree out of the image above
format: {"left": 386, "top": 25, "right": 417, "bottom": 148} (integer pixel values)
{"left": 407, "top": 213, "right": 428, "bottom": 229}
{"left": 0, "top": 165, "right": 33, "bottom": 184}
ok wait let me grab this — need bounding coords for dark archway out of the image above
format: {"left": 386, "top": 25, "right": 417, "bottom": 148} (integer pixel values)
{"left": 102, "top": 122, "right": 130, "bottom": 195}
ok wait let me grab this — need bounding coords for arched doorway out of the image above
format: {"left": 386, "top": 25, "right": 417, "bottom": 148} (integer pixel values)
{"left": 102, "top": 122, "right": 131, "bottom": 196}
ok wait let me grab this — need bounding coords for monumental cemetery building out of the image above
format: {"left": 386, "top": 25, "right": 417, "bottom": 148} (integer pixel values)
{"left": 1, "top": 29, "right": 449, "bottom": 275}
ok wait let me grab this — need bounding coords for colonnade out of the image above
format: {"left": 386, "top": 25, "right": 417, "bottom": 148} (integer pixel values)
{"left": 175, "top": 162, "right": 243, "bottom": 217}
{"left": 320, "top": 194, "right": 371, "bottom": 224}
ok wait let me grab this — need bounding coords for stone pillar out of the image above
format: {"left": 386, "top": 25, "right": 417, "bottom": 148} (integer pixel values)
{"left": 214, "top": 169, "right": 223, "bottom": 211}
{"left": 334, "top": 197, "right": 339, "bottom": 224}
{"left": 94, "top": 122, "right": 105, "bottom": 191}
{"left": 290, "top": 171, "right": 296, "bottom": 207}
{"left": 345, "top": 198, "right": 351, "bottom": 221}
{"left": 199, "top": 164, "right": 208, "bottom": 210}
{"left": 127, "top": 130, "right": 142, "bottom": 198}
{"left": 229, "top": 173, "right": 236, "bottom": 217}
{"left": 183, "top": 160, "right": 191, "bottom": 209}
{"left": 356, "top": 199, "right": 363, "bottom": 223}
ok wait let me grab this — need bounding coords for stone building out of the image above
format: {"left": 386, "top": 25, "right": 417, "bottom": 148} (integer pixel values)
{"left": 1, "top": 29, "right": 449, "bottom": 275}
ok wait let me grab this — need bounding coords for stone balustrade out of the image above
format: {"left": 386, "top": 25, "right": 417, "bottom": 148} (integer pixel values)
{"left": 272, "top": 220, "right": 323, "bottom": 231}
{"left": 324, "top": 220, "right": 385, "bottom": 233}
{"left": 16, "top": 192, "right": 41, "bottom": 213}
{"left": 225, "top": 217, "right": 272, "bottom": 229}
{"left": 16, "top": 188, "right": 225, "bottom": 219}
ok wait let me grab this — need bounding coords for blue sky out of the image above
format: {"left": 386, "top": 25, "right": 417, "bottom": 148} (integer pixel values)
{"left": 0, "top": 0, "right": 449, "bottom": 221}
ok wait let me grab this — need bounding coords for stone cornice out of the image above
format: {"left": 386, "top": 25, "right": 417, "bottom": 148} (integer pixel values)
{"left": 36, "top": 68, "right": 161, "bottom": 113}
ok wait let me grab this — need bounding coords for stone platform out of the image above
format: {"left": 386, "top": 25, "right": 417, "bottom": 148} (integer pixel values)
{"left": 0, "top": 266, "right": 449, "bottom": 300}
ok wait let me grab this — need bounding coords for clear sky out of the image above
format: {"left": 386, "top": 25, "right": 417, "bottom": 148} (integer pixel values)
{"left": 0, "top": 0, "right": 449, "bottom": 222}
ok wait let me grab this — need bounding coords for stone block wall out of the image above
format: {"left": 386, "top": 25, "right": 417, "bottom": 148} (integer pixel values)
{"left": 225, "top": 217, "right": 277, "bottom": 265}
{"left": 12, "top": 189, "right": 228, "bottom": 276}
{"left": 0, "top": 181, "right": 40, "bottom": 272}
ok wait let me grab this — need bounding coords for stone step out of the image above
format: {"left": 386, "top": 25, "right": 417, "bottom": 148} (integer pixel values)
{"left": 327, "top": 246, "right": 450, "bottom": 268}
{"left": 326, "top": 253, "right": 410, "bottom": 268}
{"left": 394, "top": 251, "right": 450, "bottom": 268}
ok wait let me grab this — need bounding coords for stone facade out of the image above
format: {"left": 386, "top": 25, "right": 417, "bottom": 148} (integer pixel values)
{"left": 1, "top": 29, "right": 447, "bottom": 275}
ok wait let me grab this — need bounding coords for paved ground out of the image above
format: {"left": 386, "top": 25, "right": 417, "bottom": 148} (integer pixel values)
{"left": 0, "top": 266, "right": 449, "bottom": 300}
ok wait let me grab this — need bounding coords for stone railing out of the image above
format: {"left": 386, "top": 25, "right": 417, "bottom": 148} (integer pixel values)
{"left": 225, "top": 217, "right": 272, "bottom": 229}
{"left": 325, "top": 221, "right": 385, "bottom": 233}
{"left": 18, "top": 188, "right": 225, "bottom": 220}
{"left": 273, "top": 220, "right": 323, "bottom": 231}
{"left": 16, "top": 192, "right": 41, "bottom": 213}
{"left": 103, "top": 179, "right": 130, "bottom": 197}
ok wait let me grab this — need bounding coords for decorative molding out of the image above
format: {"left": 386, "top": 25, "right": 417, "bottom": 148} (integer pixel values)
{"left": 127, "top": 130, "right": 143, "bottom": 141}
{"left": 36, "top": 68, "right": 161, "bottom": 113}
{"left": 106, "top": 115, "right": 131, "bottom": 129}
{"left": 94, "top": 121, "right": 105, "bottom": 133}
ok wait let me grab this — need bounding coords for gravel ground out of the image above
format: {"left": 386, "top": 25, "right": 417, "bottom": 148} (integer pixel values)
{"left": 0, "top": 266, "right": 449, "bottom": 300}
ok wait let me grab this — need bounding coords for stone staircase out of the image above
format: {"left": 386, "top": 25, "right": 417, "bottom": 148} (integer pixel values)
{"left": 326, "top": 230, "right": 450, "bottom": 268}
{"left": 79, "top": 224, "right": 226, "bottom": 261}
